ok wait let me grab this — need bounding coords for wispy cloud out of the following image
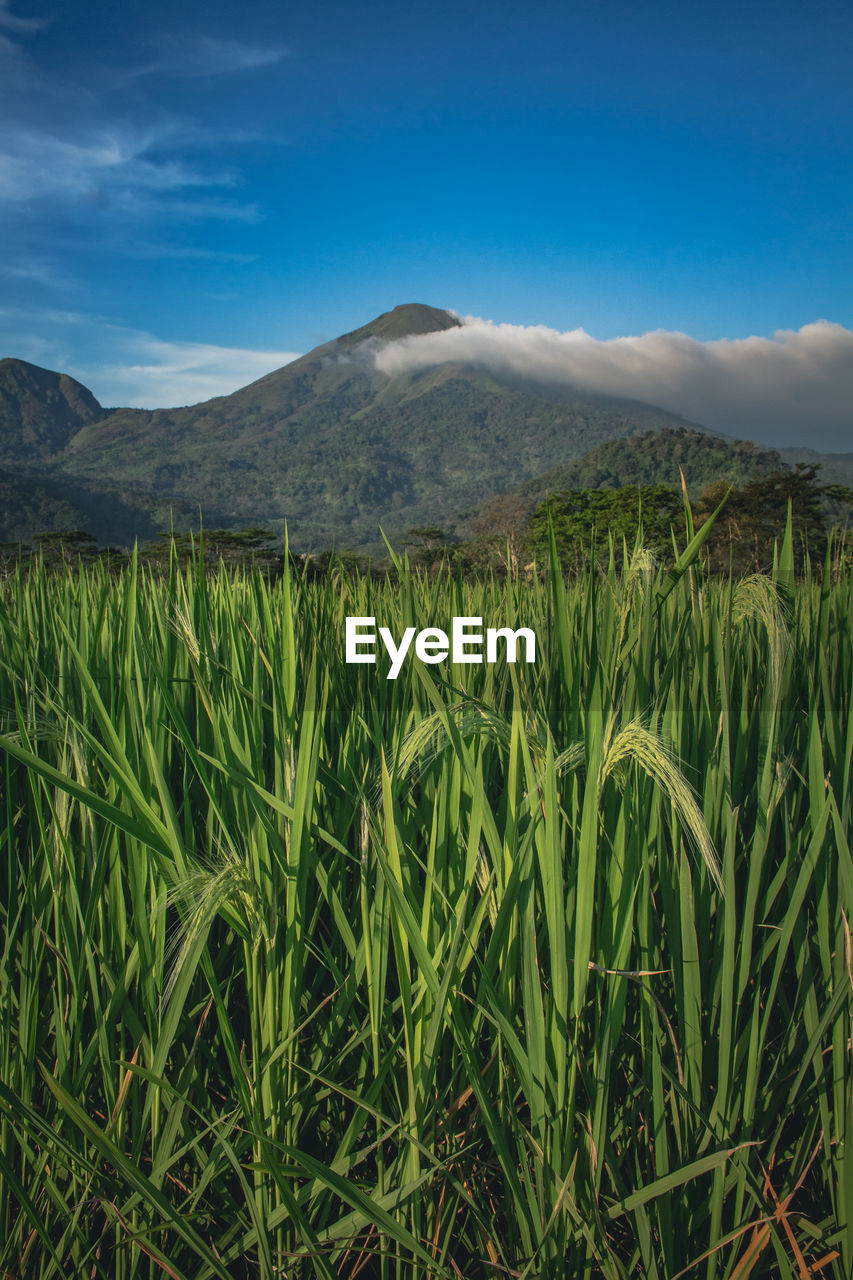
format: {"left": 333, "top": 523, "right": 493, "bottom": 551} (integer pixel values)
{"left": 371, "top": 316, "right": 853, "bottom": 451}
{"left": 133, "top": 244, "right": 257, "bottom": 263}
{"left": 0, "top": 0, "right": 44, "bottom": 34}
{"left": 0, "top": 305, "right": 300, "bottom": 407}
{"left": 0, "top": 259, "right": 74, "bottom": 289}
{"left": 130, "top": 35, "right": 288, "bottom": 79}
{"left": 0, "top": 127, "right": 238, "bottom": 206}
{"left": 0, "top": 21, "right": 262, "bottom": 221}
{"left": 90, "top": 334, "right": 301, "bottom": 407}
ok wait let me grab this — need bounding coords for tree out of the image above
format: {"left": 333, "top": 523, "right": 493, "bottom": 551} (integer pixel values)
{"left": 33, "top": 530, "right": 100, "bottom": 569}
{"left": 525, "top": 485, "right": 682, "bottom": 572}
{"left": 471, "top": 492, "right": 535, "bottom": 577}
{"left": 140, "top": 528, "right": 281, "bottom": 574}
{"left": 402, "top": 527, "right": 458, "bottom": 571}
{"left": 694, "top": 464, "right": 838, "bottom": 573}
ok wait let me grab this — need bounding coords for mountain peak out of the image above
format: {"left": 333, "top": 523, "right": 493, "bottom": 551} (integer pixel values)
{"left": 0, "top": 357, "right": 103, "bottom": 463}
{"left": 334, "top": 303, "right": 462, "bottom": 350}
{"left": 0, "top": 356, "right": 100, "bottom": 403}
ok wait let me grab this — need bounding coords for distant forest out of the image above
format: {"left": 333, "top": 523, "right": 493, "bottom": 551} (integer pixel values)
{"left": 5, "top": 458, "right": 851, "bottom": 580}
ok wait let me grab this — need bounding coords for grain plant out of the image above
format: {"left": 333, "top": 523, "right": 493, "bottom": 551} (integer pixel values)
{"left": 0, "top": 520, "right": 851, "bottom": 1278}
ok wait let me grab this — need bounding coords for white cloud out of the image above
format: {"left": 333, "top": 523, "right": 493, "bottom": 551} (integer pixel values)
{"left": 89, "top": 335, "right": 301, "bottom": 407}
{"left": 0, "top": 305, "right": 300, "bottom": 407}
{"left": 130, "top": 35, "right": 288, "bottom": 79}
{"left": 0, "top": 1, "right": 43, "bottom": 34}
{"left": 371, "top": 316, "right": 853, "bottom": 451}
{"left": 0, "top": 258, "right": 73, "bottom": 289}
{"left": 0, "top": 127, "right": 235, "bottom": 205}
{"left": 3, "top": 299, "right": 849, "bottom": 452}
{"left": 0, "top": 25, "right": 259, "bottom": 219}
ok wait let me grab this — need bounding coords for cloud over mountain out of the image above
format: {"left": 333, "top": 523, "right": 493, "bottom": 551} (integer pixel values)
{"left": 373, "top": 317, "right": 853, "bottom": 450}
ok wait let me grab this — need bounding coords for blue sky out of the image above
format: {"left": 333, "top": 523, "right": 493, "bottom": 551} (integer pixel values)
{"left": 1, "top": 0, "right": 852, "bottom": 446}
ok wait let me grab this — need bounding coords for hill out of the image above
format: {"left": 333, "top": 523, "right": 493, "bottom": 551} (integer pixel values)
{"left": 779, "top": 447, "right": 853, "bottom": 488}
{"left": 4, "top": 305, "right": 703, "bottom": 550}
{"left": 0, "top": 468, "right": 207, "bottom": 548}
{"left": 517, "top": 428, "right": 787, "bottom": 500}
{"left": 5, "top": 304, "right": 839, "bottom": 553}
{"left": 446, "top": 428, "right": 791, "bottom": 541}
{"left": 0, "top": 358, "right": 104, "bottom": 464}
{"left": 0, "top": 467, "right": 92, "bottom": 546}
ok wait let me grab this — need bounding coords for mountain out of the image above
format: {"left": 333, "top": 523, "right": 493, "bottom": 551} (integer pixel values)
{"left": 20, "top": 304, "right": 703, "bottom": 550}
{"left": 515, "top": 428, "right": 787, "bottom": 499}
{"left": 779, "top": 447, "right": 853, "bottom": 488}
{"left": 6, "top": 303, "right": 829, "bottom": 553}
{"left": 446, "top": 428, "right": 793, "bottom": 540}
{"left": 0, "top": 467, "right": 92, "bottom": 545}
{"left": 0, "top": 358, "right": 103, "bottom": 464}
{"left": 0, "top": 467, "right": 204, "bottom": 548}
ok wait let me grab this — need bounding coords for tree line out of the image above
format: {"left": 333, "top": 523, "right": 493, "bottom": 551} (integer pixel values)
{"left": 2, "top": 464, "right": 851, "bottom": 578}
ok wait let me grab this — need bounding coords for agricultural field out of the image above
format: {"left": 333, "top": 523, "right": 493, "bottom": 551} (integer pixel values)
{"left": 0, "top": 531, "right": 851, "bottom": 1278}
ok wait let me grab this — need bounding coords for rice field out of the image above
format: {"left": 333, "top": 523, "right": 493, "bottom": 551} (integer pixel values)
{"left": 0, "top": 530, "right": 851, "bottom": 1278}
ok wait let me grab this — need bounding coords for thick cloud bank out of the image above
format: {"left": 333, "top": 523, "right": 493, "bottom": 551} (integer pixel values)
{"left": 372, "top": 317, "right": 853, "bottom": 452}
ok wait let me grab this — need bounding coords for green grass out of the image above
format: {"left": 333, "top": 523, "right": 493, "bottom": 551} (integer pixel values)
{"left": 0, "top": 533, "right": 851, "bottom": 1277}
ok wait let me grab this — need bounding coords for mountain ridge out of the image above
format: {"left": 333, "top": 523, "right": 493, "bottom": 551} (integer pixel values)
{"left": 0, "top": 357, "right": 104, "bottom": 464}
{"left": 0, "top": 304, "right": 844, "bottom": 551}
